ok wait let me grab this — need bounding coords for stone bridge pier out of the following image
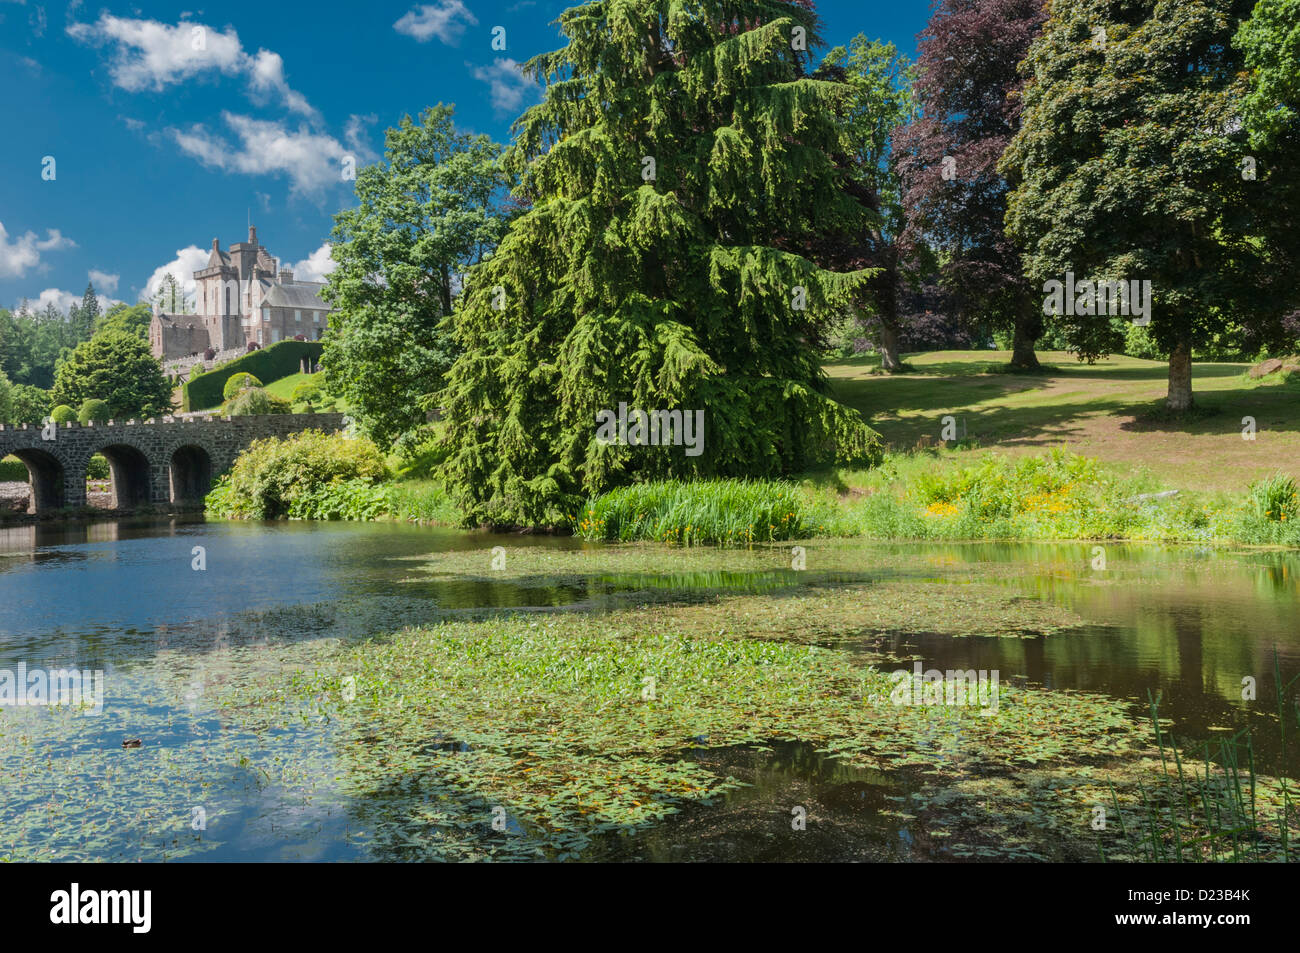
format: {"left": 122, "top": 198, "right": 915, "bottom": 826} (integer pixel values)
{"left": 0, "top": 414, "right": 346, "bottom": 514}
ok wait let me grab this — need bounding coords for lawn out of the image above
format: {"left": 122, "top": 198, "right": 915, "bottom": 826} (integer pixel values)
{"left": 264, "top": 371, "right": 319, "bottom": 401}
{"left": 827, "top": 350, "right": 1300, "bottom": 492}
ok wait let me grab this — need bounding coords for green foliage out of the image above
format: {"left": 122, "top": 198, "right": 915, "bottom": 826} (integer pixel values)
{"left": 1236, "top": 0, "right": 1300, "bottom": 151}
{"left": 94, "top": 303, "right": 153, "bottom": 339}
{"left": 0, "top": 457, "right": 26, "bottom": 481}
{"left": 222, "top": 372, "right": 264, "bottom": 400}
{"left": 204, "top": 430, "right": 390, "bottom": 519}
{"left": 0, "top": 299, "right": 95, "bottom": 390}
{"left": 575, "top": 479, "right": 832, "bottom": 544}
{"left": 385, "top": 479, "right": 461, "bottom": 525}
{"left": 51, "top": 329, "right": 173, "bottom": 419}
{"left": 8, "top": 384, "right": 50, "bottom": 424}
{"left": 283, "top": 478, "right": 393, "bottom": 521}
{"left": 290, "top": 378, "right": 321, "bottom": 404}
{"left": 322, "top": 105, "right": 510, "bottom": 447}
{"left": 1245, "top": 473, "right": 1298, "bottom": 524}
{"left": 225, "top": 387, "right": 291, "bottom": 416}
{"left": 182, "top": 341, "right": 324, "bottom": 411}
{"left": 392, "top": 424, "right": 450, "bottom": 479}
{"left": 441, "top": 0, "right": 884, "bottom": 526}
{"left": 1123, "top": 322, "right": 1162, "bottom": 361}
{"left": 50, "top": 405, "right": 76, "bottom": 424}
{"left": 87, "top": 454, "right": 109, "bottom": 480}
{"left": 0, "top": 370, "right": 10, "bottom": 424}
{"left": 1001, "top": 0, "right": 1296, "bottom": 407}
{"left": 77, "top": 399, "right": 110, "bottom": 424}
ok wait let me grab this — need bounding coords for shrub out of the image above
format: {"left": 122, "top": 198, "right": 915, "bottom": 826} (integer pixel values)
{"left": 223, "top": 373, "right": 264, "bottom": 400}
{"left": 51, "top": 405, "right": 76, "bottom": 424}
{"left": 226, "top": 387, "right": 291, "bottom": 416}
{"left": 87, "top": 454, "right": 110, "bottom": 480}
{"left": 1123, "top": 322, "right": 1163, "bottom": 360}
{"left": 205, "top": 429, "right": 390, "bottom": 519}
{"left": 77, "top": 399, "right": 111, "bottom": 424}
{"left": 0, "top": 456, "right": 27, "bottom": 481}
{"left": 290, "top": 379, "right": 322, "bottom": 403}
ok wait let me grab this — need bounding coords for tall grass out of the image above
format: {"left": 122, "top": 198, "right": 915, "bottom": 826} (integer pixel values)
{"left": 575, "top": 478, "right": 833, "bottom": 544}
{"left": 569, "top": 451, "right": 1300, "bottom": 547}
{"left": 386, "top": 479, "right": 461, "bottom": 526}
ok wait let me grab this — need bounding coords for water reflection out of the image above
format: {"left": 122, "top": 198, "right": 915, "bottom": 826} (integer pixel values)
{"left": 3, "top": 519, "right": 1300, "bottom": 860}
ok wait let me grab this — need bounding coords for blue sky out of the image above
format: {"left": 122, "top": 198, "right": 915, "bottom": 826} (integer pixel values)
{"left": 0, "top": 0, "right": 933, "bottom": 315}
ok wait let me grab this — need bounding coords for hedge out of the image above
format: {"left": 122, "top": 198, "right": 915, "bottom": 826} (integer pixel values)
{"left": 182, "top": 341, "right": 324, "bottom": 412}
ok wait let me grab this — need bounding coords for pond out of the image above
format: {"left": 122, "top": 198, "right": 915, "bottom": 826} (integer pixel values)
{"left": 1, "top": 518, "right": 1297, "bottom": 861}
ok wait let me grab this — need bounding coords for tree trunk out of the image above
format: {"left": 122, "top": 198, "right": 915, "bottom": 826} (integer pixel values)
{"left": 439, "top": 264, "right": 453, "bottom": 317}
{"left": 1166, "top": 339, "right": 1193, "bottom": 411}
{"left": 878, "top": 322, "right": 902, "bottom": 372}
{"left": 1010, "top": 313, "right": 1040, "bottom": 369}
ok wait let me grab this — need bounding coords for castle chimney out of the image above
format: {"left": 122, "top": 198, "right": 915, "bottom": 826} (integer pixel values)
{"left": 212, "top": 238, "right": 220, "bottom": 251}
{"left": 279, "top": 267, "right": 294, "bottom": 284}
{"left": 248, "top": 225, "right": 257, "bottom": 245}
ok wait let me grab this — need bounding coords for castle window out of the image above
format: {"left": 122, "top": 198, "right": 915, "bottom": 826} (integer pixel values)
{"left": 313, "top": 311, "right": 319, "bottom": 323}
{"left": 294, "top": 309, "right": 301, "bottom": 323}
{"left": 225, "top": 287, "right": 231, "bottom": 315}
{"left": 262, "top": 307, "right": 269, "bottom": 323}
{"left": 272, "top": 329, "right": 281, "bottom": 344}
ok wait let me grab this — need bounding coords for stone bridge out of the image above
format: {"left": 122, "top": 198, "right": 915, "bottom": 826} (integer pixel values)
{"left": 0, "top": 413, "right": 346, "bottom": 513}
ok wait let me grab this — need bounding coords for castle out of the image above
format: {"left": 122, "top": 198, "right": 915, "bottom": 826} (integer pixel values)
{"left": 149, "top": 226, "right": 333, "bottom": 361}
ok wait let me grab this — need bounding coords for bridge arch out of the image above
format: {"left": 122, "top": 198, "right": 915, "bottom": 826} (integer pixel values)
{"left": 8, "top": 447, "right": 67, "bottom": 513}
{"left": 97, "top": 442, "right": 154, "bottom": 509}
{"left": 168, "top": 444, "right": 214, "bottom": 503}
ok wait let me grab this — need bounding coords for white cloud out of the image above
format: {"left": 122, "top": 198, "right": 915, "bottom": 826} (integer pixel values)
{"left": 141, "top": 245, "right": 209, "bottom": 308}
{"left": 0, "top": 222, "right": 75, "bottom": 279}
{"left": 470, "top": 58, "right": 536, "bottom": 114}
{"left": 67, "top": 14, "right": 316, "bottom": 116}
{"left": 169, "top": 113, "right": 349, "bottom": 195}
{"left": 16, "top": 287, "right": 123, "bottom": 315}
{"left": 247, "top": 49, "right": 314, "bottom": 116}
{"left": 27, "top": 288, "right": 81, "bottom": 314}
{"left": 291, "top": 243, "right": 336, "bottom": 283}
{"left": 394, "top": 1, "right": 478, "bottom": 45}
{"left": 344, "top": 113, "right": 379, "bottom": 163}
{"left": 88, "top": 269, "right": 119, "bottom": 294}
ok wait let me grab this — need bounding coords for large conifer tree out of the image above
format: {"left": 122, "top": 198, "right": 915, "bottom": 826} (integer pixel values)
{"left": 440, "top": 0, "right": 884, "bottom": 526}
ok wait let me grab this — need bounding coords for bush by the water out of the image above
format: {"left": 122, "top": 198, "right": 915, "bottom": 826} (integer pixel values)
{"left": 50, "top": 405, "right": 75, "bottom": 424}
{"left": 205, "top": 430, "right": 389, "bottom": 519}
{"left": 0, "top": 456, "right": 27, "bottom": 481}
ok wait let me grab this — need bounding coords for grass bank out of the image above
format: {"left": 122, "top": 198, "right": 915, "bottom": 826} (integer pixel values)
{"left": 574, "top": 449, "right": 1300, "bottom": 547}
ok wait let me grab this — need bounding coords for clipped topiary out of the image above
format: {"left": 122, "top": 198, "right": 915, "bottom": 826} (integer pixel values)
{"left": 78, "top": 399, "right": 111, "bottom": 425}
{"left": 50, "top": 405, "right": 76, "bottom": 424}
{"left": 223, "top": 372, "right": 264, "bottom": 400}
